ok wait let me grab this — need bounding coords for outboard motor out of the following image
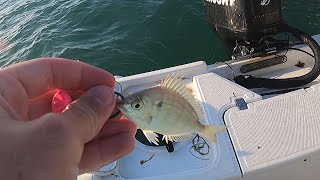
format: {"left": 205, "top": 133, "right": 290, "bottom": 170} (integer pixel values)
{"left": 204, "top": 0, "right": 320, "bottom": 89}
{"left": 205, "top": 0, "right": 282, "bottom": 56}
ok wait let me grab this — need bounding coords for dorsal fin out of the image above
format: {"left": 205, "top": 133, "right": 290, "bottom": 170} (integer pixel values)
{"left": 161, "top": 73, "right": 205, "bottom": 120}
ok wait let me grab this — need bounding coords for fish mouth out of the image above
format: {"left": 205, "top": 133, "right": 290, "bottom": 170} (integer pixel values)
{"left": 117, "top": 102, "right": 127, "bottom": 113}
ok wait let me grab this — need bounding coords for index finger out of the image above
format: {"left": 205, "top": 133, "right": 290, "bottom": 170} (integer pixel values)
{"left": 1, "top": 58, "right": 115, "bottom": 99}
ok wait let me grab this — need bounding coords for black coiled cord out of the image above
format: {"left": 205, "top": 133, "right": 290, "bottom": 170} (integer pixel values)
{"left": 234, "top": 23, "right": 320, "bottom": 89}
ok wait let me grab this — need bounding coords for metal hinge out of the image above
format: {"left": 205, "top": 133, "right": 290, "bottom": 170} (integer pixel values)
{"left": 235, "top": 98, "right": 248, "bottom": 110}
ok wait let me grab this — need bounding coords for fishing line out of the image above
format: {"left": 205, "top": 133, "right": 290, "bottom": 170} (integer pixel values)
{"left": 224, "top": 62, "right": 235, "bottom": 79}
{"left": 114, "top": 91, "right": 124, "bottom": 99}
{"left": 189, "top": 134, "right": 211, "bottom": 160}
{"left": 116, "top": 81, "right": 123, "bottom": 92}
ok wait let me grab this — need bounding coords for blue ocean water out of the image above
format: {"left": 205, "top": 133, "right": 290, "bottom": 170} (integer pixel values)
{"left": 0, "top": 0, "right": 319, "bottom": 76}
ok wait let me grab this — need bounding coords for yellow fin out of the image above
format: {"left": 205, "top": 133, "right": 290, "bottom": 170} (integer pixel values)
{"left": 200, "top": 125, "right": 227, "bottom": 144}
{"left": 161, "top": 73, "right": 205, "bottom": 120}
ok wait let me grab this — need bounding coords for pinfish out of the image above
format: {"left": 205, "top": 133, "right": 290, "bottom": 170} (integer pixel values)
{"left": 118, "top": 74, "right": 226, "bottom": 145}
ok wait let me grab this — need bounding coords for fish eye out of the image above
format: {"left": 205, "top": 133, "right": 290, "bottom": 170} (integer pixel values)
{"left": 134, "top": 104, "right": 141, "bottom": 109}
{"left": 131, "top": 98, "right": 143, "bottom": 110}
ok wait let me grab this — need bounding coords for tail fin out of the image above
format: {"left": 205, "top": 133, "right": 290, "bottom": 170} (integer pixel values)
{"left": 200, "top": 125, "right": 227, "bottom": 144}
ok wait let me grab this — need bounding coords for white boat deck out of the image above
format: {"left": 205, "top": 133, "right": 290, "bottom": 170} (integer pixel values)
{"left": 225, "top": 83, "right": 320, "bottom": 180}
{"left": 78, "top": 35, "right": 320, "bottom": 180}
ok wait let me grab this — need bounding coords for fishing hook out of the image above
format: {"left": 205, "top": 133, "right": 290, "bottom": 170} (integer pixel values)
{"left": 109, "top": 91, "right": 124, "bottom": 119}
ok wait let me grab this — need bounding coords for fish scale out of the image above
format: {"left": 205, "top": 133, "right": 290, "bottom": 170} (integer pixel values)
{"left": 148, "top": 87, "right": 201, "bottom": 134}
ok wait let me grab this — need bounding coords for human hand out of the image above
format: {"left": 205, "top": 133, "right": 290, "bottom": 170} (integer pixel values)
{"left": 0, "top": 58, "right": 137, "bottom": 180}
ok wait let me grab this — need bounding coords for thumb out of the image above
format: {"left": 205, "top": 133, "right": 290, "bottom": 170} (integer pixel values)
{"left": 61, "top": 85, "right": 116, "bottom": 143}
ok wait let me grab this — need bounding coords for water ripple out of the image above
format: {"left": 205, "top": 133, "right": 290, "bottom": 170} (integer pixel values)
{"left": 0, "top": 0, "right": 319, "bottom": 75}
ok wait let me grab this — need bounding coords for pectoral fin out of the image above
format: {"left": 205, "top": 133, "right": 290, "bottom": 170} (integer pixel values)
{"left": 142, "top": 130, "right": 160, "bottom": 145}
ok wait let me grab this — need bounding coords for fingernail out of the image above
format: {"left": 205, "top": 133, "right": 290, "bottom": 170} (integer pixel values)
{"left": 86, "top": 85, "right": 115, "bottom": 105}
